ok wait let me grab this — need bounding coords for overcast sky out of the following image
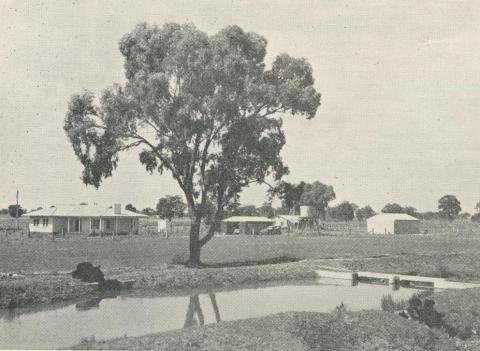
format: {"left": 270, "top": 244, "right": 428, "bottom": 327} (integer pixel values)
{"left": 1, "top": 0, "right": 479, "bottom": 213}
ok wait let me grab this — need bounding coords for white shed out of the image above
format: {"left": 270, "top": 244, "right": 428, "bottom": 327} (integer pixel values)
{"left": 367, "top": 213, "right": 420, "bottom": 235}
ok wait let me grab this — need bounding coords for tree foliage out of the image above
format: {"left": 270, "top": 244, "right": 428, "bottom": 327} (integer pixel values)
{"left": 328, "top": 201, "right": 355, "bottom": 222}
{"left": 471, "top": 213, "right": 480, "bottom": 223}
{"left": 232, "top": 205, "right": 260, "bottom": 217}
{"left": 141, "top": 207, "right": 156, "bottom": 216}
{"left": 438, "top": 195, "right": 461, "bottom": 222}
{"left": 156, "top": 195, "right": 186, "bottom": 220}
{"left": 125, "top": 203, "right": 137, "bottom": 212}
{"left": 355, "top": 206, "right": 376, "bottom": 221}
{"left": 403, "top": 206, "right": 419, "bottom": 218}
{"left": 381, "top": 203, "right": 404, "bottom": 214}
{"left": 271, "top": 181, "right": 306, "bottom": 214}
{"left": 299, "top": 181, "right": 335, "bottom": 219}
{"left": 64, "top": 22, "right": 321, "bottom": 264}
{"left": 258, "top": 202, "right": 275, "bottom": 218}
{"left": 8, "top": 205, "right": 24, "bottom": 218}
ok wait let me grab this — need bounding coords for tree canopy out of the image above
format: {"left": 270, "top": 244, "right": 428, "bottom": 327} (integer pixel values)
{"left": 156, "top": 195, "right": 186, "bottom": 220}
{"left": 8, "top": 204, "right": 24, "bottom": 218}
{"left": 271, "top": 181, "right": 306, "bottom": 214}
{"left": 125, "top": 203, "right": 137, "bottom": 212}
{"left": 471, "top": 213, "right": 480, "bottom": 223}
{"left": 438, "top": 195, "right": 461, "bottom": 222}
{"left": 328, "top": 201, "right": 355, "bottom": 222}
{"left": 355, "top": 205, "right": 376, "bottom": 221}
{"left": 64, "top": 22, "right": 321, "bottom": 264}
{"left": 381, "top": 203, "right": 404, "bottom": 214}
{"left": 299, "top": 181, "right": 335, "bottom": 219}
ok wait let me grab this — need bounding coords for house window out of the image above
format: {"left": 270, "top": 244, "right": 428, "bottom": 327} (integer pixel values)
{"left": 92, "top": 219, "right": 100, "bottom": 230}
{"left": 105, "top": 219, "right": 111, "bottom": 230}
{"left": 33, "top": 219, "right": 39, "bottom": 226}
{"left": 42, "top": 218, "right": 49, "bottom": 226}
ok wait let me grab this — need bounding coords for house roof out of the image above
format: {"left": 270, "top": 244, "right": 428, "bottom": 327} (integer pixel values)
{"left": 28, "top": 204, "right": 147, "bottom": 218}
{"left": 222, "top": 216, "right": 274, "bottom": 223}
{"left": 367, "top": 213, "right": 419, "bottom": 221}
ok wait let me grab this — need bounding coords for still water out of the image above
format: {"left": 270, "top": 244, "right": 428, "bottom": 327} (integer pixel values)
{"left": 0, "top": 278, "right": 421, "bottom": 349}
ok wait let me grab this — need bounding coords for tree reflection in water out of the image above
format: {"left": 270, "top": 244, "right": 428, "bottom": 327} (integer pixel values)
{"left": 184, "top": 292, "right": 221, "bottom": 328}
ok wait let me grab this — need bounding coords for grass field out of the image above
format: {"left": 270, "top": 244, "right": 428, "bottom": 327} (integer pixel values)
{"left": 1, "top": 228, "right": 480, "bottom": 274}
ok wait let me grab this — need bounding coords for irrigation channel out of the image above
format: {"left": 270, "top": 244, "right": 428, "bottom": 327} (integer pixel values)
{"left": 0, "top": 274, "right": 442, "bottom": 349}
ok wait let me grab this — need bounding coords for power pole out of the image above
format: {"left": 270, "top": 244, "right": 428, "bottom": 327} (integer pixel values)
{"left": 16, "top": 190, "right": 20, "bottom": 230}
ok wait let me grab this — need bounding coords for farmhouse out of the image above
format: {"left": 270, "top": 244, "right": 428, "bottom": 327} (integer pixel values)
{"left": 367, "top": 213, "right": 420, "bottom": 234}
{"left": 221, "top": 216, "right": 274, "bottom": 235}
{"left": 28, "top": 204, "right": 146, "bottom": 235}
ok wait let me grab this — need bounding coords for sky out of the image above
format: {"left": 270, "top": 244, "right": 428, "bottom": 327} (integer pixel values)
{"left": 0, "top": 0, "right": 479, "bottom": 213}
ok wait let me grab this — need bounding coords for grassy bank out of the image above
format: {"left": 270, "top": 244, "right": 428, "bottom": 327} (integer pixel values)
{"left": 71, "top": 310, "right": 456, "bottom": 350}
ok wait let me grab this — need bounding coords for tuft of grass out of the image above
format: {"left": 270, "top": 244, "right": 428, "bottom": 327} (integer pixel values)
{"left": 381, "top": 294, "right": 408, "bottom": 313}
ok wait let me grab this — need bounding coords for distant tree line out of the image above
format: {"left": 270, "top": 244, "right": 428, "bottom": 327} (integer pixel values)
{"left": 125, "top": 192, "right": 480, "bottom": 225}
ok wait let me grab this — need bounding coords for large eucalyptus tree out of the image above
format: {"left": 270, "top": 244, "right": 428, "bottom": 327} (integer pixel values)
{"left": 64, "top": 23, "right": 321, "bottom": 265}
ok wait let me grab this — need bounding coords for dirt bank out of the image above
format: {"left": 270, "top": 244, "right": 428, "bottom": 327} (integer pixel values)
{"left": 0, "top": 261, "right": 317, "bottom": 309}
{"left": 0, "top": 274, "right": 98, "bottom": 309}
{"left": 108, "top": 261, "right": 317, "bottom": 291}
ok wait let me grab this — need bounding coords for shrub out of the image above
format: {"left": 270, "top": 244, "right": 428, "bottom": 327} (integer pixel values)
{"left": 381, "top": 294, "right": 407, "bottom": 313}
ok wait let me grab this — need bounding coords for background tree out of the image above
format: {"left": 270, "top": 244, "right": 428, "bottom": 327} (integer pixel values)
{"left": 355, "top": 206, "right": 376, "bottom": 221}
{"left": 258, "top": 202, "right": 275, "bottom": 218}
{"left": 64, "top": 23, "right": 320, "bottom": 265}
{"left": 328, "top": 201, "right": 355, "bottom": 222}
{"left": 403, "top": 206, "right": 419, "bottom": 218}
{"left": 271, "top": 181, "right": 306, "bottom": 215}
{"left": 233, "top": 205, "right": 260, "bottom": 217}
{"left": 438, "top": 195, "right": 461, "bottom": 222}
{"left": 0, "top": 209, "right": 9, "bottom": 215}
{"left": 8, "top": 205, "right": 24, "bottom": 218}
{"left": 471, "top": 213, "right": 480, "bottom": 223}
{"left": 125, "top": 203, "right": 137, "bottom": 212}
{"left": 381, "top": 203, "right": 404, "bottom": 213}
{"left": 156, "top": 195, "right": 186, "bottom": 221}
{"left": 141, "top": 207, "right": 156, "bottom": 216}
{"left": 459, "top": 212, "right": 471, "bottom": 220}
{"left": 299, "top": 181, "right": 335, "bottom": 219}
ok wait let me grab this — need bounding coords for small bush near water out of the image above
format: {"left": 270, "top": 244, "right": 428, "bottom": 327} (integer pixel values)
{"left": 380, "top": 290, "right": 480, "bottom": 340}
{"left": 381, "top": 294, "right": 408, "bottom": 313}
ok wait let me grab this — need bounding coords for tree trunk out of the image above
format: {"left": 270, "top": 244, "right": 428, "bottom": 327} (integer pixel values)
{"left": 188, "top": 214, "right": 202, "bottom": 266}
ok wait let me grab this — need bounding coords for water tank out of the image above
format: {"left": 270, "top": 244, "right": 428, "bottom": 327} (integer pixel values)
{"left": 114, "top": 203, "right": 122, "bottom": 215}
{"left": 300, "top": 205, "right": 316, "bottom": 218}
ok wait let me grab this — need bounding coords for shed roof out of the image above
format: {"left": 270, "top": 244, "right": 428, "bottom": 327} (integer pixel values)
{"left": 222, "top": 216, "right": 274, "bottom": 223}
{"left": 276, "top": 215, "right": 301, "bottom": 223}
{"left": 367, "top": 213, "right": 419, "bottom": 221}
{"left": 28, "top": 204, "right": 147, "bottom": 218}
